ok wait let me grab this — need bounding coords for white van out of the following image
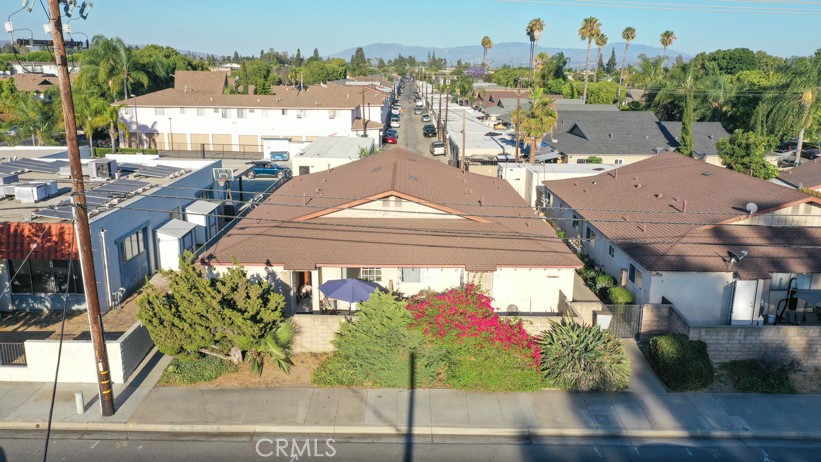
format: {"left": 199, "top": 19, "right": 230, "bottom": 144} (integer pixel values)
{"left": 430, "top": 141, "right": 445, "bottom": 156}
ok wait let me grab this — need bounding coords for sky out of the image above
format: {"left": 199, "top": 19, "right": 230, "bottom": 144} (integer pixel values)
{"left": 5, "top": 0, "right": 820, "bottom": 59}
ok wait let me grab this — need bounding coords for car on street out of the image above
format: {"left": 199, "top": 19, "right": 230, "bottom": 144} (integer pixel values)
{"left": 413, "top": 107, "right": 423, "bottom": 115}
{"left": 430, "top": 141, "right": 445, "bottom": 156}
{"left": 391, "top": 117, "right": 400, "bottom": 128}
{"left": 385, "top": 135, "right": 397, "bottom": 144}
{"left": 385, "top": 128, "right": 398, "bottom": 139}
{"left": 421, "top": 114, "right": 431, "bottom": 122}
{"left": 423, "top": 124, "right": 437, "bottom": 137}
{"left": 802, "top": 148, "right": 821, "bottom": 160}
{"left": 391, "top": 107, "right": 401, "bottom": 116}
{"left": 415, "top": 99, "right": 424, "bottom": 108}
{"left": 245, "top": 161, "right": 291, "bottom": 179}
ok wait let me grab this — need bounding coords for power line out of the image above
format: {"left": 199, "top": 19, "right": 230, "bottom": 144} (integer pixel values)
{"left": 500, "top": 0, "right": 821, "bottom": 14}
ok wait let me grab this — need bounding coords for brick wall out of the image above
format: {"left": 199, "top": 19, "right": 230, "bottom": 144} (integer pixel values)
{"left": 291, "top": 314, "right": 349, "bottom": 353}
{"left": 689, "top": 325, "right": 821, "bottom": 367}
{"left": 638, "top": 304, "right": 670, "bottom": 341}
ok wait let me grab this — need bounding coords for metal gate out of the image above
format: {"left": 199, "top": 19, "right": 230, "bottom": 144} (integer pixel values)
{"left": 605, "top": 304, "right": 642, "bottom": 339}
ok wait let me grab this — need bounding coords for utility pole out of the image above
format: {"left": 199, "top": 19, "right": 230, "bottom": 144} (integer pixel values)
{"left": 461, "top": 109, "right": 466, "bottom": 173}
{"left": 443, "top": 78, "right": 450, "bottom": 158}
{"left": 361, "top": 86, "right": 367, "bottom": 137}
{"left": 514, "top": 78, "right": 522, "bottom": 164}
{"left": 47, "top": 0, "right": 115, "bottom": 417}
{"left": 437, "top": 77, "right": 443, "bottom": 142}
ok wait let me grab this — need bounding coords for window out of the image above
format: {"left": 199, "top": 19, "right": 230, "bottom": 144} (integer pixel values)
{"left": 628, "top": 263, "right": 643, "bottom": 289}
{"left": 585, "top": 225, "right": 596, "bottom": 244}
{"left": 281, "top": 109, "right": 288, "bottom": 116}
{"left": 154, "top": 108, "right": 166, "bottom": 116}
{"left": 120, "top": 228, "right": 146, "bottom": 264}
{"left": 260, "top": 109, "right": 268, "bottom": 117}
{"left": 545, "top": 192, "right": 553, "bottom": 207}
{"left": 608, "top": 245, "right": 615, "bottom": 258}
{"left": 401, "top": 268, "right": 421, "bottom": 283}
{"left": 213, "top": 108, "right": 220, "bottom": 114}
{"left": 328, "top": 110, "right": 337, "bottom": 119}
{"left": 382, "top": 197, "right": 391, "bottom": 207}
{"left": 394, "top": 197, "right": 403, "bottom": 208}
{"left": 237, "top": 109, "right": 246, "bottom": 119}
{"left": 296, "top": 110, "right": 305, "bottom": 119}
{"left": 571, "top": 214, "right": 579, "bottom": 229}
{"left": 359, "top": 268, "right": 382, "bottom": 282}
{"left": 221, "top": 109, "right": 231, "bottom": 119}
{"left": 614, "top": 158, "right": 624, "bottom": 165}
{"left": 249, "top": 109, "right": 255, "bottom": 114}
{"left": 6, "top": 259, "right": 83, "bottom": 294}
{"left": 576, "top": 158, "right": 587, "bottom": 164}
{"left": 179, "top": 108, "right": 186, "bottom": 115}
{"left": 196, "top": 188, "right": 213, "bottom": 200}
{"left": 197, "top": 108, "right": 206, "bottom": 116}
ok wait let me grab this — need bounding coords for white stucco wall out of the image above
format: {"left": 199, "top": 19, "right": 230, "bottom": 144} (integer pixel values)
{"left": 325, "top": 197, "right": 462, "bottom": 219}
{"left": 292, "top": 156, "right": 356, "bottom": 176}
{"left": 492, "top": 267, "right": 574, "bottom": 313}
{"left": 647, "top": 272, "right": 736, "bottom": 325}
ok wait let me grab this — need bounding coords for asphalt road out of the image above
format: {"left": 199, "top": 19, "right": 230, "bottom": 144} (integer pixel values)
{"left": 2, "top": 433, "right": 820, "bottom": 462}
{"left": 394, "top": 82, "right": 446, "bottom": 164}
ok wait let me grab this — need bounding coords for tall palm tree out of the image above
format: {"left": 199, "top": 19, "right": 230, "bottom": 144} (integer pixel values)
{"left": 481, "top": 36, "right": 493, "bottom": 69}
{"left": 660, "top": 30, "right": 677, "bottom": 65}
{"left": 618, "top": 26, "right": 637, "bottom": 101}
{"left": 526, "top": 18, "right": 545, "bottom": 83}
{"left": 79, "top": 36, "right": 149, "bottom": 102}
{"left": 756, "top": 57, "right": 820, "bottom": 165}
{"left": 578, "top": 17, "right": 602, "bottom": 103}
{"left": 594, "top": 33, "right": 608, "bottom": 82}
{"left": 74, "top": 89, "right": 111, "bottom": 153}
{"left": 513, "top": 91, "right": 558, "bottom": 164}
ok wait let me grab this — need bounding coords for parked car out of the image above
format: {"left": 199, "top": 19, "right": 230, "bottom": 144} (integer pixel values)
{"left": 268, "top": 151, "right": 290, "bottom": 161}
{"left": 422, "top": 124, "right": 437, "bottom": 137}
{"left": 802, "top": 148, "right": 821, "bottom": 160}
{"left": 385, "top": 135, "right": 398, "bottom": 144}
{"left": 430, "top": 141, "right": 445, "bottom": 156}
{"left": 245, "top": 161, "right": 291, "bottom": 179}
{"left": 385, "top": 128, "right": 398, "bottom": 139}
{"left": 777, "top": 154, "right": 798, "bottom": 168}
{"left": 391, "top": 107, "right": 401, "bottom": 116}
{"left": 391, "top": 117, "right": 400, "bottom": 128}
{"left": 421, "top": 114, "right": 431, "bottom": 122}
{"left": 413, "top": 107, "right": 424, "bottom": 115}
{"left": 415, "top": 100, "right": 424, "bottom": 108}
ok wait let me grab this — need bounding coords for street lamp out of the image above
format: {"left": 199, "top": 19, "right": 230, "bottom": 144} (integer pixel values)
{"left": 168, "top": 117, "right": 174, "bottom": 151}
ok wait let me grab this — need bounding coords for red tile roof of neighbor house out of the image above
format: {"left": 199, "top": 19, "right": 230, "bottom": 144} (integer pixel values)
{"left": 544, "top": 152, "right": 821, "bottom": 277}
{"left": 0, "top": 222, "right": 78, "bottom": 260}
{"left": 778, "top": 160, "right": 821, "bottom": 190}
{"left": 204, "top": 147, "right": 581, "bottom": 271}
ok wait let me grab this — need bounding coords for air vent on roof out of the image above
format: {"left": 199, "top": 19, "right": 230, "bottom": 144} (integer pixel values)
{"left": 702, "top": 171, "right": 713, "bottom": 176}
{"left": 593, "top": 167, "right": 605, "bottom": 171}
{"left": 409, "top": 175, "right": 417, "bottom": 181}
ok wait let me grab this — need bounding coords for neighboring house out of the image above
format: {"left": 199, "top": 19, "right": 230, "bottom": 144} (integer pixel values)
{"left": 117, "top": 73, "right": 389, "bottom": 154}
{"left": 11, "top": 62, "right": 79, "bottom": 75}
{"left": 541, "top": 152, "right": 821, "bottom": 326}
{"left": 291, "top": 136, "right": 375, "bottom": 176}
{"left": 657, "top": 121, "right": 730, "bottom": 160}
{"left": 498, "top": 162, "right": 619, "bottom": 207}
{"left": 0, "top": 152, "right": 224, "bottom": 313}
{"left": 0, "top": 73, "right": 67, "bottom": 100}
{"left": 545, "top": 110, "right": 732, "bottom": 166}
{"left": 202, "top": 148, "right": 582, "bottom": 314}
{"left": 775, "top": 161, "right": 821, "bottom": 192}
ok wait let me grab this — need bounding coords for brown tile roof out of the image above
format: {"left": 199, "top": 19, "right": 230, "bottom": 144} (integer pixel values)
{"left": 173, "top": 71, "right": 228, "bottom": 94}
{"left": 352, "top": 118, "right": 383, "bottom": 130}
{"left": 123, "top": 82, "right": 386, "bottom": 110}
{"left": 0, "top": 222, "right": 78, "bottom": 260}
{"left": 204, "top": 148, "right": 581, "bottom": 271}
{"left": 1, "top": 73, "right": 60, "bottom": 93}
{"left": 544, "top": 152, "right": 820, "bottom": 275}
{"left": 778, "top": 160, "right": 821, "bottom": 190}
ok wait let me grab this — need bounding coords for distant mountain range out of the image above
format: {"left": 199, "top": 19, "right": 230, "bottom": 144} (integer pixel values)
{"left": 329, "top": 42, "right": 692, "bottom": 67}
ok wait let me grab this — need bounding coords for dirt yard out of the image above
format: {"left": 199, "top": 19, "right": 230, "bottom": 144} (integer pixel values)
{"left": 189, "top": 353, "right": 326, "bottom": 388}
{"left": 0, "top": 273, "right": 168, "bottom": 341}
{"left": 705, "top": 365, "right": 821, "bottom": 394}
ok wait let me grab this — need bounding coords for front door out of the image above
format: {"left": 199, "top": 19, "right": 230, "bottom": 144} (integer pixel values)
{"left": 730, "top": 280, "right": 759, "bottom": 325}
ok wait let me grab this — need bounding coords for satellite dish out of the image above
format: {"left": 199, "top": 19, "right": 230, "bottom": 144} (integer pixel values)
{"left": 728, "top": 250, "right": 749, "bottom": 264}
{"left": 746, "top": 202, "right": 759, "bottom": 215}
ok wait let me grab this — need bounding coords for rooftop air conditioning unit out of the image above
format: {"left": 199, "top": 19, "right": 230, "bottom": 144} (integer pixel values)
{"left": 14, "top": 183, "right": 49, "bottom": 203}
{"left": 88, "top": 159, "right": 118, "bottom": 180}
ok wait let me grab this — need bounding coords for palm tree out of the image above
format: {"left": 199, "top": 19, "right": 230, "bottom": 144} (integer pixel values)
{"left": 79, "top": 36, "right": 149, "bottom": 102}
{"left": 660, "top": 30, "right": 677, "bottom": 65}
{"left": 9, "top": 89, "right": 62, "bottom": 146}
{"left": 618, "top": 26, "right": 637, "bottom": 101}
{"left": 513, "top": 91, "right": 558, "bottom": 164}
{"left": 578, "top": 17, "right": 602, "bottom": 103}
{"left": 526, "top": 18, "right": 545, "bottom": 83}
{"left": 481, "top": 36, "right": 493, "bottom": 69}
{"left": 74, "top": 89, "right": 111, "bottom": 153}
{"left": 756, "top": 57, "right": 820, "bottom": 166}
{"left": 594, "top": 34, "right": 608, "bottom": 82}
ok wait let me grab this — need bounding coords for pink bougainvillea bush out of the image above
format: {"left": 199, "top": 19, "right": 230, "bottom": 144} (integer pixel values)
{"left": 406, "top": 284, "right": 542, "bottom": 391}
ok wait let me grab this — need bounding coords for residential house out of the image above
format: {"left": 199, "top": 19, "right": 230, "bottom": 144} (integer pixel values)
{"left": 1, "top": 151, "right": 224, "bottom": 313}
{"left": 498, "top": 162, "right": 619, "bottom": 207}
{"left": 545, "top": 110, "right": 733, "bottom": 166}
{"left": 0, "top": 73, "right": 65, "bottom": 100}
{"left": 291, "top": 136, "right": 375, "bottom": 176}
{"left": 775, "top": 161, "right": 821, "bottom": 192}
{"left": 117, "top": 72, "right": 389, "bottom": 154}
{"left": 202, "top": 148, "right": 582, "bottom": 314}
{"left": 541, "top": 152, "right": 821, "bottom": 325}
{"left": 11, "top": 62, "right": 79, "bottom": 75}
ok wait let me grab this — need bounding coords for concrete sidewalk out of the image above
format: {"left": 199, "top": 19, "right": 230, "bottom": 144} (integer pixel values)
{"left": 1, "top": 345, "right": 820, "bottom": 440}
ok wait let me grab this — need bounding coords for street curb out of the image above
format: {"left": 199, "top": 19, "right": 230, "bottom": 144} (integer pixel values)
{"left": 3, "top": 421, "right": 821, "bottom": 440}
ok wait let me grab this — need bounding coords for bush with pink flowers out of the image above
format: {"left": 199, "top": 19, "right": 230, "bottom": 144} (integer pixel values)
{"left": 406, "top": 284, "right": 542, "bottom": 391}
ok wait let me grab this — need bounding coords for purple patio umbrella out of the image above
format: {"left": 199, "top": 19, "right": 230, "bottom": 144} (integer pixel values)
{"left": 318, "top": 279, "right": 381, "bottom": 303}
